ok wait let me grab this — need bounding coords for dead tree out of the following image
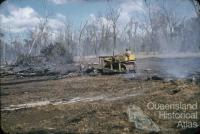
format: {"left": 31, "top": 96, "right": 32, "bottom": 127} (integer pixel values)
{"left": 106, "top": 7, "right": 120, "bottom": 55}
{"left": 190, "top": 0, "right": 200, "bottom": 17}
{"left": 127, "top": 19, "right": 133, "bottom": 50}
{"left": 78, "top": 20, "right": 88, "bottom": 56}
{"left": 96, "top": 14, "right": 112, "bottom": 54}
{"left": 29, "top": 0, "right": 51, "bottom": 55}
{"left": 64, "top": 20, "right": 73, "bottom": 51}
{"left": 126, "top": 17, "right": 138, "bottom": 52}
{"left": 85, "top": 23, "right": 98, "bottom": 56}
{"left": 0, "top": 30, "right": 6, "bottom": 64}
{"left": 29, "top": 16, "right": 48, "bottom": 55}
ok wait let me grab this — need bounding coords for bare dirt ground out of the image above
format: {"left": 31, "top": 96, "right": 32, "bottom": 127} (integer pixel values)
{"left": 1, "top": 73, "right": 200, "bottom": 134}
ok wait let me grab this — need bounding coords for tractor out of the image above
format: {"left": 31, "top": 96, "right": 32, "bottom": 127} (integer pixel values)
{"left": 98, "top": 50, "right": 136, "bottom": 74}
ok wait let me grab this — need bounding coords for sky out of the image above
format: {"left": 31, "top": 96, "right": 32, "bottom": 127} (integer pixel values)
{"left": 0, "top": 0, "right": 197, "bottom": 41}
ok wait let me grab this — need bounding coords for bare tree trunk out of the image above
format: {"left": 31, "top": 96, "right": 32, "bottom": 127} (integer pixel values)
{"left": 106, "top": 8, "right": 120, "bottom": 56}
{"left": 78, "top": 20, "right": 88, "bottom": 56}
{"left": 29, "top": 20, "right": 47, "bottom": 55}
{"left": 113, "top": 24, "right": 116, "bottom": 56}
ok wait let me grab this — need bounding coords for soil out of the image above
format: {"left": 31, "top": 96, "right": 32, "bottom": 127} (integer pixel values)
{"left": 1, "top": 74, "right": 200, "bottom": 134}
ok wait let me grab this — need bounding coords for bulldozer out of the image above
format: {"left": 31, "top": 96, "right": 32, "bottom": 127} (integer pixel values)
{"left": 98, "top": 50, "right": 136, "bottom": 74}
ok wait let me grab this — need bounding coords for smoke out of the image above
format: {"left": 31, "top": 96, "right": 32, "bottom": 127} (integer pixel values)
{"left": 137, "top": 57, "right": 200, "bottom": 79}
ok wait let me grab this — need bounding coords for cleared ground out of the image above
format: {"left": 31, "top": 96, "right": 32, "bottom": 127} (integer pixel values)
{"left": 1, "top": 57, "right": 200, "bottom": 133}
{"left": 1, "top": 73, "right": 200, "bottom": 134}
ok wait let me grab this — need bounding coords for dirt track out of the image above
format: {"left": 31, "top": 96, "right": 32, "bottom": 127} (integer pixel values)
{"left": 1, "top": 74, "right": 200, "bottom": 134}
